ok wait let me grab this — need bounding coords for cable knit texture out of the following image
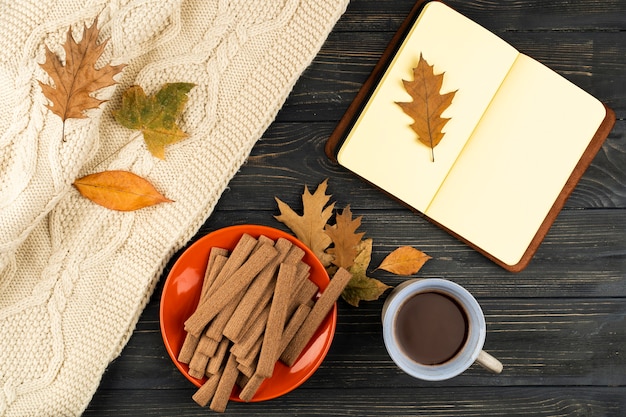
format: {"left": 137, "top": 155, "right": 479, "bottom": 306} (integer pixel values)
{"left": 0, "top": 0, "right": 348, "bottom": 415}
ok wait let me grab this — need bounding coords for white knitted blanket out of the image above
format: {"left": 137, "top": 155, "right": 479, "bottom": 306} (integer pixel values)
{"left": 0, "top": 1, "right": 348, "bottom": 415}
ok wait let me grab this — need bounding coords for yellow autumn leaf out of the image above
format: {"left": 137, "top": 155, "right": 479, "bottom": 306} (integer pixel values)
{"left": 376, "top": 246, "right": 431, "bottom": 276}
{"left": 73, "top": 170, "right": 172, "bottom": 211}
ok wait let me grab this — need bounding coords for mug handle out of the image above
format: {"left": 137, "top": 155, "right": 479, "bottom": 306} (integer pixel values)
{"left": 476, "top": 350, "right": 503, "bottom": 374}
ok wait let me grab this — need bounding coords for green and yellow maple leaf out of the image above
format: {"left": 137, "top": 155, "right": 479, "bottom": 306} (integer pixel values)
{"left": 113, "top": 82, "right": 195, "bottom": 159}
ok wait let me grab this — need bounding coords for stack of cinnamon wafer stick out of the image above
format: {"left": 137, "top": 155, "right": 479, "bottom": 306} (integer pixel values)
{"left": 177, "top": 233, "right": 351, "bottom": 412}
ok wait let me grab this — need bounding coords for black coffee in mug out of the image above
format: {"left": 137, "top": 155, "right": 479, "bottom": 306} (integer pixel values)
{"left": 394, "top": 291, "right": 469, "bottom": 365}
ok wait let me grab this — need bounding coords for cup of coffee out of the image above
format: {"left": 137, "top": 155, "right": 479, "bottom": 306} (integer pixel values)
{"left": 382, "top": 278, "right": 502, "bottom": 380}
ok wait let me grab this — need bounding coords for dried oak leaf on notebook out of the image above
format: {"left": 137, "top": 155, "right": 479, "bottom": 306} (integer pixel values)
{"left": 39, "top": 16, "right": 125, "bottom": 127}
{"left": 113, "top": 82, "right": 196, "bottom": 160}
{"left": 395, "top": 53, "right": 457, "bottom": 162}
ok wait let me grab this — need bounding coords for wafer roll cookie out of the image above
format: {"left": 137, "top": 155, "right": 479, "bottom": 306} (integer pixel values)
{"left": 192, "top": 255, "right": 228, "bottom": 362}
{"left": 210, "top": 354, "right": 240, "bottom": 413}
{"left": 283, "top": 262, "right": 311, "bottom": 314}
{"left": 281, "top": 267, "right": 352, "bottom": 366}
{"left": 203, "top": 302, "right": 236, "bottom": 341}
{"left": 177, "top": 334, "right": 199, "bottom": 365}
{"left": 232, "top": 265, "right": 312, "bottom": 367}
{"left": 238, "top": 373, "right": 265, "bottom": 402}
{"left": 192, "top": 236, "right": 274, "bottom": 362}
{"left": 259, "top": 304, "right": 311, "bottom": 376}
{"left": 200, "top": 248, "right": 229, "bottom": 300}
{"left": 192, "top": 369, "right": 222, "bottom": 407}
{"left": 184, "top": 242, "right": 277, "bottom": 336}
{"left": 249, "top": 303, "right": 311, "bottom": 390}
{"left": 282, "top": 244, "right": 305, "bottom": 265}
{"left": 192, "top": 322, "right": 221, "bottom": 366}
{"left": 256, "top": 263, "right": 297, "bottom": 377}
{"left": 202, "top": 254, "right": 228, "bottom": 302}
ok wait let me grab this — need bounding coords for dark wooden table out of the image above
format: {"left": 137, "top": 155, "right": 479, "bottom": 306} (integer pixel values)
{"left": 84, "top": 1, "right": 626, "bottom": 415}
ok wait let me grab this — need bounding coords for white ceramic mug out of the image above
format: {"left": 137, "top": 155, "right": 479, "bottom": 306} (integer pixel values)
{"left": 382, "top": 278, "right": 502, "bottom": 381}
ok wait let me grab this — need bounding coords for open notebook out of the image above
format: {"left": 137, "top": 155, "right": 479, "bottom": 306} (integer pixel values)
{"left": 325, "top": 1, "right": 615, "bottom": 272}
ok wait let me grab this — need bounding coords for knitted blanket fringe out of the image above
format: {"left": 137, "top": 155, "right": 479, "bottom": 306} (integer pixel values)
{"left": 0, "top": 1, "right": 348, "bottom": 415}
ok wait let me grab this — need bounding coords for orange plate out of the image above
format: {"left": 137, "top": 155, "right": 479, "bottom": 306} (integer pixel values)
{"left": 159, "top": 224, "right": 336, "bottom": 402}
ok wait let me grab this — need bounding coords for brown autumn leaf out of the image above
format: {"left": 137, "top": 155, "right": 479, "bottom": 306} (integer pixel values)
{"left": 73, "top": 170, "right": 172, "bottom": 211}
{"left": 342, "top": 239, "right": 392, "bottom": 307}
{"left": 39, "top": 15, "right": 125, "bottom": 122}
{"left": 325, "top": 205, "right": 365, "bottom": 269}
{"left": 377, "top": 246, "right": 431, "bottom": 276}
{"left": 395, "top": 53, "right": 456, "bottom": 162}
{"left": 274, "top": 179, "right": 335, "bottom": 266}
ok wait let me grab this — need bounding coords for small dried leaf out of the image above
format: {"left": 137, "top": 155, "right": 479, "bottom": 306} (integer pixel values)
{"left": 113, "top": 83, "right": 195, "bottom": 159}
{"left": 341, "top": 272, "right": 391, "bottom": 307}
{"left": 73, "top": 170, "right": 172, "bottom": 211}
{"left": 274, "top": 179, "right": 335, "bottom": 266}
{"left": 395, "top": 53, "right": 457, "bottom": 161}
{"left": 325, "top": 205, "right": 365, "bottom": 269}
{"left": 39, "top": 16, "right": 125, "bottom": 121}
{"left": 377, "top": 246, "right": 431, "bottom": 276}
{"left": 350, "top": 239, "right": 374, "bottom": 277}
{"left": 341, "top": 239, "right": 391, "bottom": 307}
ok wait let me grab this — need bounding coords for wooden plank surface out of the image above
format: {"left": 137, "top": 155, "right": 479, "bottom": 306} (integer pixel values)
{"left": 84, "top": 0, "right": 626, "bottom": 415}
